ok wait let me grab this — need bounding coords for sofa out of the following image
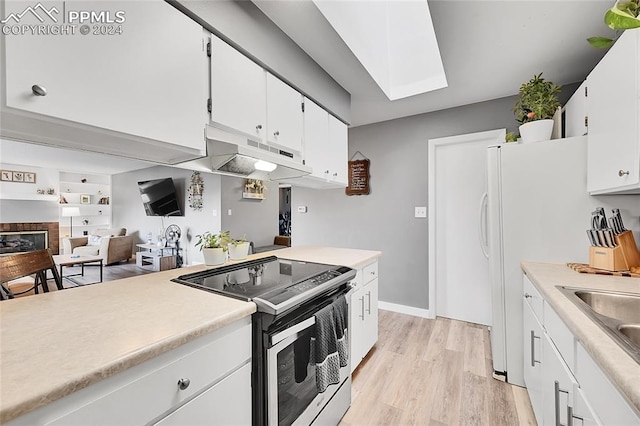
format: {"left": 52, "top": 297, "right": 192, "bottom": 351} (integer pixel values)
{"left": 63, "top": 228, "right": 133, "bottom": 265}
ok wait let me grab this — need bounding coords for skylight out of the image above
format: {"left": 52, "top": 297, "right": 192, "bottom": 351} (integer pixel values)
{"left": 312, "top": 0, "right": 447, "bottom": 101}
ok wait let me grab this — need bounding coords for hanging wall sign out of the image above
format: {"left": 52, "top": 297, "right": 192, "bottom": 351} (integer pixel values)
{"left": 345, "top": 158, "right": 370, "bottom": 196}
{"left": 188, "top": 171, "right": 204, "bottom": 211}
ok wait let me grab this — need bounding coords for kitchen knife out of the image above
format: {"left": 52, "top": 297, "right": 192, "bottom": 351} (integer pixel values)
{"left": 597, "top": 229, "right": 609, "bottom": 247}
{"left": 586, "top": 230, "right": 597, "bottom": 246}
{"left": 612, "top": 208, "right": 627, "bottom": 232}
{"left": 603, "top": 229, "right": 616, "bottom": 248}
{"left": 609, "top": 217, "right": 621, "bottom": 235}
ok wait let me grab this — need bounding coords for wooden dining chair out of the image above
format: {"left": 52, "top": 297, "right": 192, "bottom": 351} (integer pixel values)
{"left": 0, "top": 249, "right": 64, "bottom": 300}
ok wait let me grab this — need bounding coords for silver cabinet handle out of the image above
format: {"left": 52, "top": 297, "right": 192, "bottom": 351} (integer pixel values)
{"left": 554, "top": 380, "right": 569, "bottom": 426}
{"left": 177, "top": 378, "right": 191, "bottom": 390}
{"left": 273, "top": 130, "right": 280, "bottom": 137}
{"left": 32, "top": 84, "right": 47, "bottom": 96}
{"left": 324, "top": 170, "right": 330, "bottom": 174}
{"left": 524, "top": 293, "right": 532, "bottom": 299}
{"left": 256, "top": 124, "right": 262, "bottom": 131}
{"left": 359, "top": 296, "right": 365, "bottom": 320}
{"left": 567, "top": 405, "right": 583, "bottom": 426}
{"left": 366, "top": 291, "right": 371, "bottom": 314}
{"left": 618, "top": 169, "right": 630, "bottom": 177}
{"left": 530, "top": 330, "right": 541, "bottom": 367}
{"left": 333, "top": 172, "right": 338, "bottom": 177}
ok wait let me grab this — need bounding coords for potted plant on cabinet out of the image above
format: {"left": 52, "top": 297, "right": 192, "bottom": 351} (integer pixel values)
{"left": 228, "top": 235, "right": 251, "bottom": 261}
{"left": 513, "top": 73, "right": 561, "bottom": 143}
{"left": 195, "top": 231, "right": 230, "bottom": 266}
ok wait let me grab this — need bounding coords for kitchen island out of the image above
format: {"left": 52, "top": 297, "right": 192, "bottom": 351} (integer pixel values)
{"left": 521, "top": 262, "right": 640, "bottom": 422}
{"left": 0, "top": 246, "right": 381, "bottom": 424}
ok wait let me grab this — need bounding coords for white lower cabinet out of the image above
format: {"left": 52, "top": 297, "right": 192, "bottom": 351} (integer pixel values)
{"left": 350, "top": 260, "right": 379, "bottom": 372}
{"left": 7, "top": 318, "right": 252, "bottom": 426}
{"left": 522, "top": 273, "right": 639, "bottom": 426}
{"left": 155, "top": 363, "right": 252, "bottom": 426}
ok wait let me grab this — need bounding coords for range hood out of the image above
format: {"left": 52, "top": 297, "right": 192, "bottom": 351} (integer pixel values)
{"left": 176, "top": 125, "right": 312, "bottom": 180}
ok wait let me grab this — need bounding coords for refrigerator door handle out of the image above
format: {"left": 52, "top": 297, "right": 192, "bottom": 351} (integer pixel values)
{"left": 479, "top": 192, "right": 489, "bottom": 258}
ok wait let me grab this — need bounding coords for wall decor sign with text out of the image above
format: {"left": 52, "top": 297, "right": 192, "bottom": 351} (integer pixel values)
{"left": 345, "top": 157, "right": 370, "bottom": 196}
{"left": 1, "top": 170, "right": 36, "bottom": 183}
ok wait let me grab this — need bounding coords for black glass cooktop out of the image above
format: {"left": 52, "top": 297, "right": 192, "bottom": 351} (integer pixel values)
{"left": 171, "top": 256, "right": 345, "bottom": 302}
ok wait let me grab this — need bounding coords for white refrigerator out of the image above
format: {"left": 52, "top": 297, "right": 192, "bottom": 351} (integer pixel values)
{"left": 486, "top": 135, "right": 616, "bottom": 386}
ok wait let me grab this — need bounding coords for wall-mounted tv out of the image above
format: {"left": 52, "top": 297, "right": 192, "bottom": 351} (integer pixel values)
{"left": 138, "top": 178, "right": 182, "bottom": 217}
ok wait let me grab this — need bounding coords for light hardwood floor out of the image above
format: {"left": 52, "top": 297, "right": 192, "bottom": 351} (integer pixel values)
{"left": 341, "top": 310, "right": 536, "bottom": 426}
{"left": 60, "top": 259, "right": 154, "bottom": 287}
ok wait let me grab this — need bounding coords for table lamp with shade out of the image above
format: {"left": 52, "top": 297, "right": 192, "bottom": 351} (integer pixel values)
{"left": 61, "top": 206, "right": 80, "bottom": 237}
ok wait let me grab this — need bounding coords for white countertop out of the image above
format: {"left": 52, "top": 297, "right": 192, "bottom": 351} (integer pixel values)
{"left": 521, "top": 262, "right": 640, "bottom": 413}
{"left": 0, "top": 245, "right": 381, "bottom": 423}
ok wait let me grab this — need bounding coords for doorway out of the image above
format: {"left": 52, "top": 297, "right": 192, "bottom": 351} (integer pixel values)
{"left": 279, "top": 185, "right": 291, "bottom": 238}
{"left": 427, "top": 129, "right": 505, "bottom": 325}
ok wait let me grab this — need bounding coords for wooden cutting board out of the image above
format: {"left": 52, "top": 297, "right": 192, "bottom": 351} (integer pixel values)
{"left": 567, "top": 263, "right": 640, "bottom": 278}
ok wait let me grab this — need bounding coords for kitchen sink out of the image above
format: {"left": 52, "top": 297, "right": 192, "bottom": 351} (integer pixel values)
{"left": 619, "top": 324, "right": 640, "bottom": 347}
{"left": 558, "top": 286, "right": 640, "bottom": 364}
{"left": 574, "top": 290, "right": 640, "bottom": 323}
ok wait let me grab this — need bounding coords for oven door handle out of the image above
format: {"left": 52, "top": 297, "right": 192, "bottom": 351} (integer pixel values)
{"left": 270, "top": 316, "right": 316, "bottom": 346}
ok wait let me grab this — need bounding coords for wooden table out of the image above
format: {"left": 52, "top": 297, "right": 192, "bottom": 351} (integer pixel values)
{"left": 52, "top": 254, "right": 103, "bottom": 286}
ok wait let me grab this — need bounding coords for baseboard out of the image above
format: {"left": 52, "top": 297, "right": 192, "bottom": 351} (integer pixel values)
{"left": 378, "top": 301, "right": 433, "bottom": 318}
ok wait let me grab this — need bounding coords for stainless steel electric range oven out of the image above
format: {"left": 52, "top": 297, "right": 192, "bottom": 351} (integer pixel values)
{"left": 172, "top": 256, "right": 356, "bottom": 426}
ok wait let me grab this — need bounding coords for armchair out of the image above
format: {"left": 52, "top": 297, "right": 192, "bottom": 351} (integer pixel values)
{"left": 63, "top": 228, "right": 133, "bottom": 265}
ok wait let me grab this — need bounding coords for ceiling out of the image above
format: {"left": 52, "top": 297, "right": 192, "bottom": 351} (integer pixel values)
{"left": 254, "top": 0, "right": 616, "bottom": 127}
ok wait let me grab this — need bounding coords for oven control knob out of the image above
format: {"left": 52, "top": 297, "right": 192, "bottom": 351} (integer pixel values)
{"left": 177, "top": 378, "right": 191, "bottom": 390}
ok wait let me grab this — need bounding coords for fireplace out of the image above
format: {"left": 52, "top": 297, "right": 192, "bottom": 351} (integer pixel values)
{"left": 0, "top": 222, "right": 59, "bottom": 255}
{"left": 0, "top": 231, "right": 48, "bottom": 255}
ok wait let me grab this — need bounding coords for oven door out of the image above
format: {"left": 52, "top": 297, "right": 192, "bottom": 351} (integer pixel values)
{"left": 266, "top": 304, "right": 350, "bottom": 426}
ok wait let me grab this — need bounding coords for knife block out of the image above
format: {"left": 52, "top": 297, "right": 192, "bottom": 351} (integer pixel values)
{"left": 589, "top": 230, "right": 640, "bottom": 272}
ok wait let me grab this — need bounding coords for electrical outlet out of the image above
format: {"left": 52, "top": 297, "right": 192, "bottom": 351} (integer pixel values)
{"left": 227, "top": 209, "right": 232, "bottom": 216}
{"left": 297, "top": 206, "right": 307, "bottom": 213}
{"left": 415, "top": 206, "right": 427, "bottom": 218}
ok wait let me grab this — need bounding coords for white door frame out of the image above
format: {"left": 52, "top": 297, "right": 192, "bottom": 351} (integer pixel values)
{"left": 427, "top": 129, "right": 505, "bottom": 319}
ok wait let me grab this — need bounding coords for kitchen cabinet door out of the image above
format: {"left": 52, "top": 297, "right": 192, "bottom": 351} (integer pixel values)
{"left": 266, "top": 73, "right": 303, "bottom": 153}
{"left": 328, "top": 115, "right": 349, "bottom": 186}
{"left": 303, "top": 98, "right": 330, "bottom": 179}
{"left": 363, "top": 277, "right": 379, "bottom": 355}
{"left": 2, "top": 0, "right": 206, "bottom": 155}
{"left": 350, "top": 284, "right": 366, "bottom": 373}
{"left": 154, "top": 363, "right": 252, "bottom": 426}
{"left": 210, "top": 35, "right": 266, "bottom": 141}
{"left": 564, "top": 81, "right": 587, "bottom": 138}
{"left": 542, "top": 332, "right": 577, "bottom": 426}
{"left": 587, "top": 29, "right": 640, "bottom": 194}
{"left": 523, "top": 299, "right": 543, "bottom": 424}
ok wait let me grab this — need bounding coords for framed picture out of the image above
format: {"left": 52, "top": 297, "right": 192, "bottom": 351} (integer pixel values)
{"left": 1, "top": 170, "right": 13, "bottom": 181}
{"left": 12, "top": 171, "right": 24, "bottom": 182}
{"left": 80, "top": 194, "right": 91, "bottom": 204}
{"left": 24, "top": 172, "right": 36, "bottom": 184}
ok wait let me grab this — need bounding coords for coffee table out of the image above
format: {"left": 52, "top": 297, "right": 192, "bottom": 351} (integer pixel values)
{"left": 52, "top": 254, "right": 103, "bottom": 286}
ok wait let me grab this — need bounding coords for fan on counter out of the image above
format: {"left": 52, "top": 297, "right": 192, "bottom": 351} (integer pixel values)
{"left": 164, "top": 224, "right": 183, "bottom": 268}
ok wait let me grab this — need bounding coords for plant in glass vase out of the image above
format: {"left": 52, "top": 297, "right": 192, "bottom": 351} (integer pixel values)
{"left": 513, "top": 73, "right": 561, "bottom": 143}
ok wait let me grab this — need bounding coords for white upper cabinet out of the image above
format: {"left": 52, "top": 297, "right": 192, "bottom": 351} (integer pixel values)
{"left": 586, "top": 29, "right": 640, "bottom": 194}
{"left": 303, "top": 98, "right": 331, "bottom": 179}
{"left": 564, "top": 81, "right": 587, "bottom": 138}
{"left": 328, "top": 115, "right": 348, "bottom": 186}
{"left": 210, "top": 34, "right": 266, "bottom": 141}
{"left": 1, "top": 0, "right": 207, "bottom": 163}
{"left": 266, "top": 73, "right": 303, "bottom": 153}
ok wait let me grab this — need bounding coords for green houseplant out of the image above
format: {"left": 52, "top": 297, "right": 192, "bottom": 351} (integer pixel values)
{"left": 588, "top": 0, "right": 640, "bottom": 48}
{"left": 228, "top": 234, "right": 250, "bottom": 261}
{"left": 195, "top": 231, "right": 230, "bottom": 266}
{"left": 513, "top": 73, "right": 561, "bottom": 143}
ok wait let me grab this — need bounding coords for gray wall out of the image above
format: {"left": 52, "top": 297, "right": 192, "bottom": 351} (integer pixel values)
{"left": 291, "top": 94, "right": 640, "bottom": 311}
{"left": 0, "top": 200, "right": 59, "bottom": 223}
{"left": 220, "top": 176, "right": 279, "bottom": 248}
{"left": 112, "top": 166, "right": 221, "bottom": 266}
{"left": 174, "top": 0, "right": 351, "bottom": 123}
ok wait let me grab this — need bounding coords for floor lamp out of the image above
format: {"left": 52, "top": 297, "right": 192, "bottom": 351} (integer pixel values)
{"left": 61, "top": 207, "right": 80, "bottom": 238}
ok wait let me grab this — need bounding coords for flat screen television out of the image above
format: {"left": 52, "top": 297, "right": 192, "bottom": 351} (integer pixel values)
{"left": 138, "top": 178, "right": 182, "bottom": 216}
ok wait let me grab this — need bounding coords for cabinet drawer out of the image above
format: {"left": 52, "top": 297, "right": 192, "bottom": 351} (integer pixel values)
{"left": 46, "top": 321, "right": 251, "bottom": 426}
{"left": 523, "top": 274, "right": 543, "bottom": 321}
{"left": 155, "top": 362, "right": 252, "bottom": 425}
{"left": 575, "top": 342, "right": 639, "bottom": 425}
{"left": 544, "top": 301, "right": 575, "bottom": 373}
{"left": 363, "top": 261, "right": 378, "bottom": 284}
